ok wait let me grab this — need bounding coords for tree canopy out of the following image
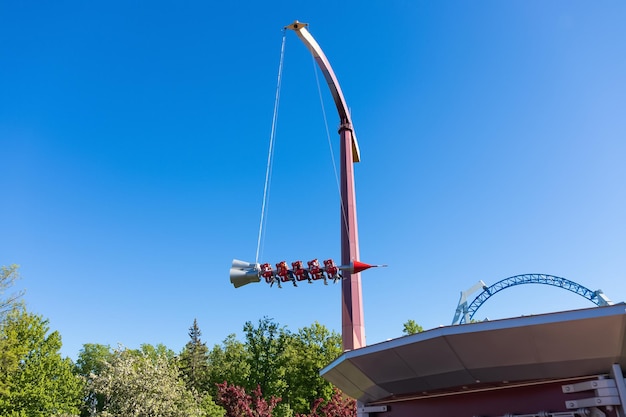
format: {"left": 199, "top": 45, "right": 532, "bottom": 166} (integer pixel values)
{"left": 0, "top": 265, "right": 24, "bottom": 318}
{"left": 402, "top": 319, "right": 424, "bottom": 335}
{"left": 1, "top": 267, "right": 354, "bottom": 417}
{"left": 0, "top": 307, "right": 83, "bottom": 417}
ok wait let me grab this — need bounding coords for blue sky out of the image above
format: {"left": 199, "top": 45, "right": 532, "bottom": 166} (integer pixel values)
{"left": 1, "top": 1, "right": 625, "bottom": 359}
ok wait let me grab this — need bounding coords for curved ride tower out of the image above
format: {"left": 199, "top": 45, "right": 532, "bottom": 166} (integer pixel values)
{"left": 285, "top": 21, "right": 365, "bottom": 351}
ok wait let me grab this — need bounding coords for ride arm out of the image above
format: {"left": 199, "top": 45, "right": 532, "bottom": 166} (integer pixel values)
{"left": 285, "top": 21, "right": 361, "bottom": 163}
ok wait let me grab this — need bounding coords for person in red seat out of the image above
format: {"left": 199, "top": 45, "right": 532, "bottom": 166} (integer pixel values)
{"left": 323, "top": 259, "right": 342, "bottom": 283}
{"left": 307, "top": 259, "right": 327, "bottom": 285}
{"left": 276, "top": 260, "right": 296, "bottom": 287}
{"left": 260, "top": 263, "right": 276, "bottom": 287}
{"left": 292, "top": 260, "right": 311, "bottom": 283}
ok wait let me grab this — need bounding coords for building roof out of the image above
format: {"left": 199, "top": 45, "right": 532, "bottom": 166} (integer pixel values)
{"left": 321, "top": 304, "right": 626, "bottom": 403}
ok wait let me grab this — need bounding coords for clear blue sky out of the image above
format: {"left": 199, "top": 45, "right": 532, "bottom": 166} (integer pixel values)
{"left": 1, "top": 1, "right": 625, "bottom": 359}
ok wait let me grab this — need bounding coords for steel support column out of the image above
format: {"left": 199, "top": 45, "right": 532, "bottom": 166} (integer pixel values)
{"left": 340, "top": 122, "right": 365, "bottom": 351}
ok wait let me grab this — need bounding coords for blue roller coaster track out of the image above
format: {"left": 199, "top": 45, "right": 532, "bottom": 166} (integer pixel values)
{"left": 453, "top": 273, "right": 613, "bottom": 325}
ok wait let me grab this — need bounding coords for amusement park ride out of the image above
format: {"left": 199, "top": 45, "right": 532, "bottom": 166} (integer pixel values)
{"left": 228, "top": 21, "right": 384, "bottom": 351}
{"left": 229, "top": 20, "right": 626, "bottom": 417}
{"left": 231, "top": 258, "right": 384, "bottom": 289}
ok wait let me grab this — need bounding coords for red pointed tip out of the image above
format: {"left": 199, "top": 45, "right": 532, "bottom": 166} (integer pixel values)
{"left": 352, "top": 260, "right": 373, "bottom": 274}
{"left": 338, "top": 260, "right": 387, "bottom": 273}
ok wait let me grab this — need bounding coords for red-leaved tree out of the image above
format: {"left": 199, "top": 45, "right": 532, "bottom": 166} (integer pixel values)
{"left": 298, "top": 388, "right": 356, "bottom": 417}
{"left": 216, "top": 382, "right": 281, "bottom": 417}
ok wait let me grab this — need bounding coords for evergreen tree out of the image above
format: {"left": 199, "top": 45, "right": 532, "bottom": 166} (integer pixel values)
{"left": 180, "top": 318, "right": 210, "bottom": 393}
{"left": 402, "top": 320, "right": 423, "bottom": 335}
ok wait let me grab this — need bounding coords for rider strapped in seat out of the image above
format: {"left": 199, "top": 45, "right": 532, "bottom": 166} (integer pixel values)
{"left": 292, "top": 260, "right": 311, "bottom": 283}
{"left": 307, "top": 259, "right": 327, "bottom": 285}
{"left": 276, "top": 260, "right": 296, "bottom": 287}
{"left": 323, "top": 259, "right": 342, "bottom": 283}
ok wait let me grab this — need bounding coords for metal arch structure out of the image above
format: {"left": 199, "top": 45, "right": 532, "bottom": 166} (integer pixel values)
{"left": 455, "top": 273, "right": 614, "bottom": 325}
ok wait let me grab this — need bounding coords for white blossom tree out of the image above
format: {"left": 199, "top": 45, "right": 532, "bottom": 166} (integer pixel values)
{"left": 88, "top": 345, "right": 214, "bottom": 417}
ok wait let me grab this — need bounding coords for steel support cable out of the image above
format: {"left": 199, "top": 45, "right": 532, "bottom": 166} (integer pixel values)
{"left": 255, "top": 31, "right": 287, "bottom": 265}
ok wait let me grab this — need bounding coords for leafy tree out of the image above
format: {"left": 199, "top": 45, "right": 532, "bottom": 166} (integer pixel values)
{"left": 402, "top": 320, "right": 423, "bottom": 335}
{"left": 297, "top": 388, "right": 356, "bottom": 417}
{"left": 0, "top": 265, "right": 24, "bottom": 318}
{"left": 215, "top": 383, "right": 353, "bottom": 417}
{"left": 76, "top": 343, "right": 113, "bottom": 377}
{"left": 180, "top": 319, "right": 210, "bottom": 393}
{"left": 283, "top": 323, "right": 342, "bottom": 414}
{"left": 75, "top": 343, "right": 113, "bottom": 416}
{"left": 206, "top": 319, "right": 342, "bottom": 415}
{"left": 87, "top": 345, "right": 206, "bottom": 417}
{"left": 138, "top": 342, "right": 176, "bottom": 362}
{"left": 200, "top": 394, "right": 226, "bottom": 417}
{"left": 207, "top": 334, "right": 250, "bottom": 397}
{"left": 243, "top": 317, "right": 290, "bottom": 399}
{"left": 215, "top": 382, "right": 280, "bottom": 417}
{"left": 0, "top": 307, "right": 83, "bottom": 416}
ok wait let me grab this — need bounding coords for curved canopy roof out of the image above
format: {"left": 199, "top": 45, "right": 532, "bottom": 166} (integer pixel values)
{"left": 321, "top": 304, "right": 626, "bottom": 403}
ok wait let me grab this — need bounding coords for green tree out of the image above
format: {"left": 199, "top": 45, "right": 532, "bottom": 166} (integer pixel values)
{"left": 88, "top": 346, "right": 205, "bottom": 417}
{"left": 243, "top": 317, "right": 290, "bottom": 400}
{"left": 0, "top": 265, "right": 24, "bottom": 318}
{"left": 0, "top": 307, "right": 83, "bottom": 416}
{"left": 206, "top": 334, "right": 250, "bottom": 397}
{"left": 200, "top": 395, "right": 226, "bottom": 417}
{"left": 138, "top": 343, "right": 176, "bottom": 362}
{"left": 180, "top": 319, "right": 210, "bottom": 393}
{"left": 206, "top": 319, "right": 342, "bottom": 415}
{"left": 75, "top": 343, "right": 113, "bottom": 416}
{"left": 76, "top": 343, "right": 113, "bottom": 377}
{"left": 283, "top": 322, "right": 342, "bottom": 414}
{"left": 402, "top": 320, "right": 423, "bottom": 335}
